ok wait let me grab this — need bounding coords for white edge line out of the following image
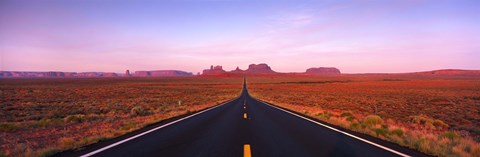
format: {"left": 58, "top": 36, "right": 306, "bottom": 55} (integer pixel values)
{"left": 257, "top": 99, "right": 411, "bottom": 157}
{"left": 80, "top": 98, "right": 238, "bottom": 157}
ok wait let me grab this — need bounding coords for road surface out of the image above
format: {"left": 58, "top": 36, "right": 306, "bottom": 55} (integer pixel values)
{"left": 57, "top": 78, "right": 427, "bottom": 157}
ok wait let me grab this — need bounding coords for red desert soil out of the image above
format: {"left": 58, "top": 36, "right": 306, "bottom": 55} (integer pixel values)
{"left": 247, "top": 74, "right": 480, "bottom": 157}
{"left": 0, "top": 77, "right": 242, "bottom": 156}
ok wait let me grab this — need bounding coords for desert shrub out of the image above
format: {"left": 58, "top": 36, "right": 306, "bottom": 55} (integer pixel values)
{"left": 340, "top": 111, "right": 353, "bottom": 117}
{"left": 360, "top": 123, "right": 368, "bottom": 129}
{"left": 412, "top": 138, "right": 425, "bottom": 151}
{"left": 441, "top": 131, "right": 460, "bottom": 141}
{"left": 410, "top": 114, "right": 447, "bottom": 129}
{"left": 64, "top": 114, "right": 86, "bottom": 123}
{"left": 433, "top": 119, "right": 449, "bottom": 129}
{"left": 373, "top": 128, "right": 389, "bottom": 137}
{"left": 130, "top": 106, "right": 148, "bottom": 116}
{"left": 121, "top": 121, "right": 137, "bottom": 131}
{"left": 11, "top": 143, "right": 28, "bottom": 155}
{"left": 85, "top": 115, "right": 104, "bottom": 122}
{"left": 36, "top": 119, "right": 50, "bottom": 127}
{"left": 58, "top": 137, "right": 76, "bottom": 149}
{"left": 349, "top": 122, "right": 360, "bottom": 130}
{"left": 315, "top": 112, "right": 331, "bottom": 120}
{"left": 391, "top": 128, "right": 404, "bottom": 137}
{"left": 0, "top": 123, "right": 19, "bottom": 132}
{"left": 35, "top": 118, "right": 63, "bottom": 127}
{"left": 340, "top": 111, "right": 355, "bottom": 122}
{"left": 346, "top": 116, "right": 354, "bottom": 122}
{"left": 416, "top": 138, "right": 434, "bottom": 154}
{"left": 473, "top": 145, "right": 480, "bottom": 157}
{"left": 364, "top": 115, "right": 384, "bottom": 127}
{"left": 36, "top": 148, "right": 61, "bottom": 157}
{"left": 410, "top": 114, "right": 428, "bottom": 124}
{"left": 82, "top": 135, "right": 108, "bottom": 145}
{"left": 473, "top": 129, "right": 480, "bottom": 137}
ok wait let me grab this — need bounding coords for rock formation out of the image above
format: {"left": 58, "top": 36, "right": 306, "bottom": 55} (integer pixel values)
{"left": 133, "top": 70, "right": 192, "bottom": 77}
{"left": 45, "top": 71, "right": 65, "bottom": 77}
{"left": 0, "top": 71, "right": 12, "bottom": 77}
{"left": 0, "top": 71, "right": 70, "bottom": 77}
{"left": 134, "top": 71, "right": 151, "bottom": 77}
{"left": 0, "top": 70, "right": 194, "bottom": 78}
{"left": 150, "top": 70, "right": 192, "bottom": 76}
{"left": 305, "top": 67, "right": 341, "bottom": 75}
{"left": 63, "top": 72, "right": 76, "bottom": 77}
{"left": 3, "top": 66, "right": 478, "bottom": 78}
{"left": 76, "top": 72, "right": 102, "bottom": 77}
{"left": 102, "top": 73, "right": 119, "bottom": 77}
{"left": 230, "top": 66, "right": 245, "bottom": 73}
{"left": 246, "top": 63, "right": 276, "bottom": 73}
{"left": 125, "top": 70, "right": 131, "bottom": 77}
{"left": 202, "top": 65, "right": 226, "bottom": 75}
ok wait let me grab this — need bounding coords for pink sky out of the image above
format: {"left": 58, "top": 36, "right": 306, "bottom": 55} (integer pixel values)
{"left": 1, "top": 0, "right": 479, "bottom": 74}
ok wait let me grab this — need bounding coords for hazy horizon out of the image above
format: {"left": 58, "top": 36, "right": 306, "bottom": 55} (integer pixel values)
{"left": 1, "top": 0, "right": 479, "bottom": 74}
{"left": 1, "top": 64, "right": 480, "bottom": 75}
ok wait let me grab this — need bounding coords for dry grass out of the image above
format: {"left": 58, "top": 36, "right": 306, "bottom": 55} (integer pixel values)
{"left": 248, "top": 74, "right": 480, "bottom": 157}
{"left": 0, "top": 77, "right": 242, "bottom": 156}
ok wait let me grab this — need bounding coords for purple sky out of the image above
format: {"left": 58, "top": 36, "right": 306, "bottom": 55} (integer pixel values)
{"left": 1, "top": 0, "right": 479, "bottom": 74}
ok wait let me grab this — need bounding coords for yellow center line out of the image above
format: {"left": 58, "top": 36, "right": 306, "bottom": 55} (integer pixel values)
{"left": 243, "top": 113, "right": 247, "bottom": 119}
{"left": 244, "top": 144, "right": 251, "bottom": 157}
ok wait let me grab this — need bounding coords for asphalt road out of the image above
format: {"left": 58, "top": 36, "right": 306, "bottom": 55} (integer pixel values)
{"left": 57, "top": 78, "right": 427, "bottom": 157}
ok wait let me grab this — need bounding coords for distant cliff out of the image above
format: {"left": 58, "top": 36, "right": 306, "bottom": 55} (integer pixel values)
{"left": 230, "top": 66, "right": 244, "bottom": 73}
{"left": 0, "top": 71, "right": 106, "bottom": 77}
{"left": 201, "top": 63, "right": 276, "bottom": 75}
{"left": 0, "top": 70, "right": 193, "bottom": 78}
{"left": 201, "top": 63, "right": 346, "bottom": 75}
{"left": 202, "top": 65, "right": 226, "bottom": 75}
{"left": 133, "top": 70, "right": 192, "bottom": 77}
{"left": 246, "top": 63, "right": 276, "bottom": 73}
{"left": 412, "top": 69, "right": 480, "bottom": 76}
{"left": 305, "top": 67, "right": 341, "bottom": 75}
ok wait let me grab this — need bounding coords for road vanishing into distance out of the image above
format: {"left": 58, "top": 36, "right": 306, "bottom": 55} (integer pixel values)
{"left": 57, "top": 78, "right": 427, "bottom": 157}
